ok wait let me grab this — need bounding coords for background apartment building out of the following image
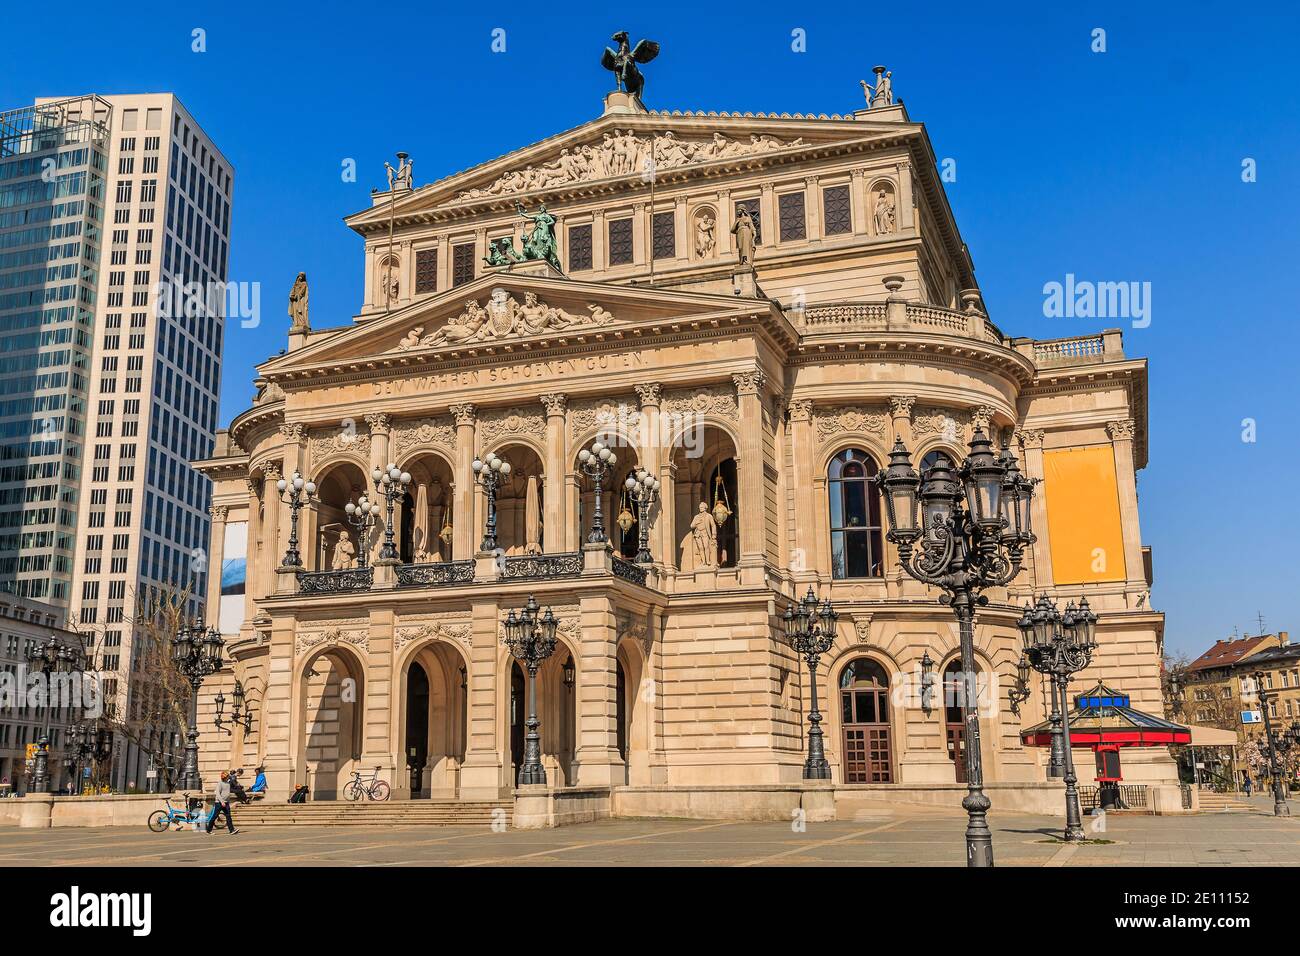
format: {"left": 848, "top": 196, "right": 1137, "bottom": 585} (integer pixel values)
{"left": 0, "top": 93, "right": 232, "bottom": 790}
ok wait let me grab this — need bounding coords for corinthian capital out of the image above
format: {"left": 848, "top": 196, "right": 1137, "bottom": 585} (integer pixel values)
{"left": 539, "top": 393, "right": 568, "bottom": 417}
{"left": 1106, "top": 419, "right": 1136, "bottom": 442}
{"left": 449, "top": 403, "right": 476, "bottom": 427}
{"left": 208, "top": 504, "right": 228, "bottom": 522}
{"left": 787, "top": 398, "right": 814, "bottom": 423}
{"left": 1014, "top": 427, "right": 1045, "bottom": 449}
{"left": 634, "top": 383, "right": 663, "bottom": 408}
{"left": 888, "top": 395, "right": 916, "bottom": 419}
{"left": 732, "top": 368, "right": 765, "bottom": 397}
{"left": 970, "top": 405, "right": 995, "bottom": 431}
{"left": 279, "top": 422, "right": 306, "bottom": 442}
{"left": 364, "top": 413, "right": 392, "bottom": 434}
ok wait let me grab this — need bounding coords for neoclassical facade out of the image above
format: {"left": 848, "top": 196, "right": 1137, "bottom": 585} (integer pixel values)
{"left": 193, "top": 87, "right": 1171, "bottom": 810}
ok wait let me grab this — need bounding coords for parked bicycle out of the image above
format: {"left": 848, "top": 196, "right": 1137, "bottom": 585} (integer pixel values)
{"left": 147, "top": 794, "right": 205, "bottom": 832}
{"left": 342, "top": 766, "right": 390, "bottom": 802}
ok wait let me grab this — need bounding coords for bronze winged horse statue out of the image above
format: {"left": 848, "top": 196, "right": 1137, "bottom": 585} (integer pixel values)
{"left": 601, "top": 31, "right": 660, "bottom": 101}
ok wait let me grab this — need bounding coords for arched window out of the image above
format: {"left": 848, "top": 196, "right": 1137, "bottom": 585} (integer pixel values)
{"left": 828, "top": 449, "right": 883, "bottom": 579}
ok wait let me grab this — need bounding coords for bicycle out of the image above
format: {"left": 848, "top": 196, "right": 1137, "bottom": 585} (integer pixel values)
{"left": 342, "top": 766, "right": 390, "bottom": 802}
{"left": 147, "top": 794, "right": 205, "bottom": 832}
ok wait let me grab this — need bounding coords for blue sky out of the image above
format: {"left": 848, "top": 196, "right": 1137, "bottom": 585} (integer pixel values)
{"left": 4, "top": 1, "right": 1297, "bottom": 655}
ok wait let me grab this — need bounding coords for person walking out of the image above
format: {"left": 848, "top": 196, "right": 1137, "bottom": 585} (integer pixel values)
{"left": 1243, "top": 774, "right": 1253, "bottom": 797}
{"left": 206, "top": 770, "right": 240, "bottom": 835}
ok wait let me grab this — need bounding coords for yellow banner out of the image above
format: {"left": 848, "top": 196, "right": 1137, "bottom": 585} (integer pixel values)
{"left": 1042, "top": 445, "right": 1126, "bottom": 584}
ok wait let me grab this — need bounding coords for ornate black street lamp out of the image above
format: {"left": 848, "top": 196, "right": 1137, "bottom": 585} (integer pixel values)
{"left": 1017, "top": 595, "right": 1099, "bottom": 841}
{"left": 577, "top": 440, "right": 618, "bottom": 544}
{"left": 875, "top": 429, "right": 1036, "bottom": 868}
{"left": 502, "top": 595, "right": 559, "bottom": 785}
{"left": 172, "top": 619, "right": 225, "bottom": 791}
{"left": 25, "top": 636, "right": 81, "bottom": 793}
{"left": 214, "top": 679, "right": 253, "bottom": 736}
{"left": 276, "top": 470, "right": 317, "bottom": 568}
{"left": 372, "top": 462, "right": 412, "bottom": 562}
{"left": 66, "top": 720, "right": 113, "bottom": 795}
{"left": 471, "top": 452, "right": 511, "bottom": 553}
{"left": 344, "top": 493, "right": 381, "bottom": 568}
{"left": 783, "top": 587, "right": 839, "bottom": 779}
{"left": 624, "top": 467, "right": 661, "bottom": 564}
{"left": 1251, "top": 671, "right": 1300, "bottom": 817}
{"left": 919, "top": 650, "right": 936, "bottom": 716}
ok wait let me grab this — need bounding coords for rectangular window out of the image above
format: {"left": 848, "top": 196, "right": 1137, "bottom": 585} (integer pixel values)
{"left": 451, "top": 243, "right": 475, "bottom": 287}
{"left": 414, "top": 248, "right": 438, "bottom": 294}
{"left": 778, "top": 191, "right": 807, "bottom": 242}
{"left": 607, "top": 218, "right": 633, "bottom": 266}
{"left": 651, "top": 211, "right": 675, "bottom": 260}
{"left": 823, "top": 185, "right": 852, "bottom": 235}
{"left": 568, "top": 224, "right": 593, "bottom": 272}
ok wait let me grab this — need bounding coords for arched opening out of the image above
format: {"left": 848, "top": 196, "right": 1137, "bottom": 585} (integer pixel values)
{"left": 839, "top": 657, "right": 892, "bottom": 783}
{"left": 612, "top": 464, "right": 647, "bottom": 560}
{"left": 486, "top": 442, "right": 546, "bottom": 556}
{"left": 398, "top": 640, "right": 468, "bottom": 798}
{"left": 504, "top": 646, "right": 577, "bottom": 787}
{"left": 297, "top": 646, "right": 364, "bottom": 799}
{"left": 573, "top": 440, "right": 641, "bottom": 553}
{"left": 671, "top": 425, "right": 739, "bottom": 571}
{"left": 398, "top": 452, "right": 456, "bottom": 563}
{"left": 509, "top": 662, "right": 526, "bottom": 782}
{"left": 313, "top": 462, "right": 370, "bottom": 570}
{"left": 405, "top": 662, "right": 430, "bottom": 796}
{"left": 942, "top": 657, "right": 988, "bottom": 784}
{"left": 616, "top": 660, "right": 628, "bottom": 762}
{"left": 828, "top": 448, "right": 883, "bottom": 579}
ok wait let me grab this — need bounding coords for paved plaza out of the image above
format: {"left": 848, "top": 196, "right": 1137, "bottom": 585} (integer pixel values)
{"left": 1, "top": 805, "right": 1297, "bottom": 867}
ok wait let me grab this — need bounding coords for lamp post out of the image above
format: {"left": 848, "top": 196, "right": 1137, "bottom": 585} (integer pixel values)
{"left": 1016, "top": 594, "right": 1099, "bottom": 841}
{"left": 470, "top": 452, "right": 511, "bottom": 553}
{"left": 502, "top": 595, "right": 559, "bottom": 785}
{"left": 577, "top": 440, "right": 617, "bottom": 544}
{"left": 276, "top": 470, "right": 317, "bottom": 569}
{"left": 371, "top": 462, "right": 412, "bottom": 562}
{"left": 67, "top": 720, "right": 113, "bottom": 795}
{"left": 214, "top": 679, "right": 253, "bottom": 736}
{"left": 624, "top": 467, "right": 661, "bottom": 564}
{"left": 874, "top": 429, "right": 1036, "bottom": 867}
{"left": 25, "top": 636, "right": 81, "bottom": 793}
{"left": 172, "top": 619, "right": 225, "bottom": 792}
{"left": 1252, "top": 672, "right": 1299, "bottom": 816}
{"left": 344, "top": 493, "right": 381, "bottom": 568}
{"left": 782, "top": 587, "right": 838, "bottom": 779}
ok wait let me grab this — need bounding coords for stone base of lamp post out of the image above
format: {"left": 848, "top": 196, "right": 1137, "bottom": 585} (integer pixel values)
{"left": 275, "top": 566, "right": 300, "bottom": 595}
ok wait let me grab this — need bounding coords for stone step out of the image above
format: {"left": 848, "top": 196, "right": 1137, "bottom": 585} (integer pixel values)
{"left": 226, "top": 799, "right": 512, "bottom": 827}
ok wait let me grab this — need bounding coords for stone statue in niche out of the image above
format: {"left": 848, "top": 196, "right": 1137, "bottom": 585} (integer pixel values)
{"left": 695, "top": 212, "right": 716, "bottom": 258}
{"left": 331, "top": 533, "right": 357, "bottom": 571}
{"left": 288, "top": 272, "right": 310, "bottom": 333}
{"left": 380, "top": 259, "right": 400, "bottom": 305}
{"left": 874, "top": 188, "right": 897, "bottom": 235}
{"left": 681, "top": 501, "right": 719, "bottom": 571}
{"left": 731, "top": 205, "right": 757, "bottom": 265}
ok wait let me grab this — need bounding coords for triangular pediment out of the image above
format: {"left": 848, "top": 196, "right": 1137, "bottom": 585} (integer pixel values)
{"left": 260, "top": 272, "right": 785, "bottom": 381}
{"left": 347, "top": 110, "right": 921, "bottom": 232}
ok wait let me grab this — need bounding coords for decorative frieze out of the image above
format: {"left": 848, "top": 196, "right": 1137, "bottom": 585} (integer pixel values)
{"left": 392, "top": 417, "right": 456, "bottom": 459}
{"left": 813, "top": 405, "right": 889, "bottom": 443}
{"left": 569, "top": 396, "right": 632, "bottom": 441}
{"left": 394, "top": 616, "right": 473, "bottom": 654}
{"left": 294, "top": 619, "right": 370, "bottom": 657}
{"left": 477, "top": 405, "right": 547, "bottom": 448}
{"left": 660, "top": 385, "right": 739, "bottom": 426}
{"left": 308, "top": 426, "right": 372, "bottom": 467}
{"left": 911, "top": 406, "right": 963, "bottom": 443}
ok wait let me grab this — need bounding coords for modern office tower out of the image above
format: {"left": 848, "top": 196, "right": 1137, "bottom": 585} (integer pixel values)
{"left": 0, "top": 94, "right": 109, "bottom": 607}
{"left": 1, "top": 93, "right": 233, "bottom": 790}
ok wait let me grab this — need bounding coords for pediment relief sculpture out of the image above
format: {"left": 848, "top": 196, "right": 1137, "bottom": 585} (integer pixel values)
{"left": 392, "top": 288, "right": 617, "bottom": 352}
{"left": 814, "top": 405, "right": 889, "bottom": 443}
{"left": 456, "top": 130, "right": 806, "bottom": 201}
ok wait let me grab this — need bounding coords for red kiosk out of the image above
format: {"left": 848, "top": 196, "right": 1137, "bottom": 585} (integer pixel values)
{"left": 1021, "top": 682, "right": 1190, "bottom": 809}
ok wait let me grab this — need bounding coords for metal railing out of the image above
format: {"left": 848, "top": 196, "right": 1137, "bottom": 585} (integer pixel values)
{"left": 611, "top": 554, "right": 649, "bottom": 587}
{"left": 1078, "top": 784, "right": 1148, "bottom": 811}
{"left": 298, "top": 567, "right": 374, "bottom": 594}
{"left": 500, "top": 552, "right": 583, "bottom": 581}
{"left": 396, "top": 560, "right": 475, "bottom": 588}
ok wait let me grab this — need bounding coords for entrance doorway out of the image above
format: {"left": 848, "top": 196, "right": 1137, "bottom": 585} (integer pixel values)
{"left": 510, "top": 662, "right": 526, "bottom": 784}
{"left": 839, "top": 658, "right": 892, "bottom": 783}
{"left": 943, "top": 659, "right": 967, "bottom": 783}
{"left": 405, "top": 662, "right": 429, "bottom": 797}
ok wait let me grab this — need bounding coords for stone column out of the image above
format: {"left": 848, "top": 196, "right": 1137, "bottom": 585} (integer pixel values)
{"left": 805, "top": 176, "right": 822, "bottom": 241}
{"left": 540, "top": 393, "right": 568, "bottom": 554}
{"left": 246, "top": 478, "right": 264, "bottom": 611}
{"left": 632, "top": 201, "right": 646, "bottom": 264}
{"left": 436, "top": 235, "right": 450, "bottom": 293}
{"left": 733, "top": 369, "right": 767, "bottom": 575}
{"left": 460, "top": 597, "right": 504, "bottom": 798}
{"left": 592, "top": 210, "right": 607, "bottom": 270}
{"left": 888, "top": 395, "right": 915, "bottom": 446}
{"left": 759, "top": 184, "right": 776, "bottom": 249}
{"left": 850, "top": 169, "right": 868, "bottom": 235}
{"left": 673, "top": 196, "right": 689, "bottom": 263}
{"left": 885, "top": 396, "right": 917, "bottom": 595}
{"left": 279, "top": 422, "right": 309, "bottom": 566}
{"left": 261, "top": 611, "right": 296, "bottom": 794}
{"left": 788, "top": 399, "right": 817, "bottom": 582}
{"left": 206, "top": 505, "right": 228, "bottom": 621}
{"left": 1107, "top": 419, "right": 1146, "bottom": 593}
{"left": 1015, "top": 428, "right": 1053, "bottom": 589}
{"left": 261, "top": 463, "right": 282, "bottom": 575}
{"left": 449, "top": 404, "right": 477, "bottom": 559}
{"left": 365, "top": 413, "right": 393, "bottom": 560}
{"left": 634, "top": 383, "right": 664, "bottom": 562}
{"left": 717, "top": 190, "right": 732, "bottom": 255}
{"left": 898, "top": 160, "right": 916, "bottom": 233}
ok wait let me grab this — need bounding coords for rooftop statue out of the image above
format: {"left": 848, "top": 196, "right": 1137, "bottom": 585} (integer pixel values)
{"left": 288, "top": 271, "right": 310, "bottom": 333}
{"left": 384, "top": 151, "right": 413, "bottom": 190}
{"left": 483, "top": 203, "right": 562, "bottom": 271}
{"left": 860, "top": 66, "right": 894, "bottom": 108}
{"left": 601, "top": 31, "right": 660, "bottom": 101}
